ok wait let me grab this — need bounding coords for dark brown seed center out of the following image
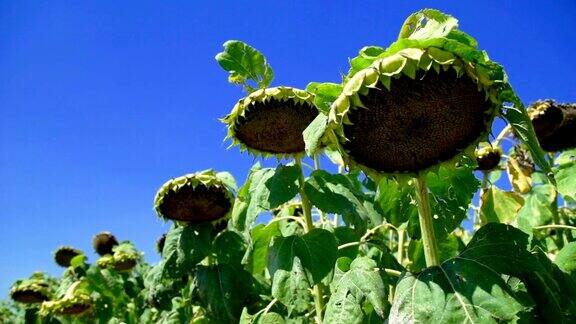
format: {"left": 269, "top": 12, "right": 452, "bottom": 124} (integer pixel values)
{"left": 159, "top": 185, "right": 231, "bottom": 223}
{"left": 12, "top": 289, "right": 49, "bottom": 304}
{"left": 234, "top": 98, "right": 318, "bottom": 154}
{"left": 343, "top": 69, "right": 492, "bottom": 173}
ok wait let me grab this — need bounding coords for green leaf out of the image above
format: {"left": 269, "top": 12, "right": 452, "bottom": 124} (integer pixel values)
{"left": 376, "top": 177, "right": 416, "bottom": 227}
{"left": 244, "top": 165, "right": 300, "bottom": 230}
{"left": 161, "top": 223, "right": 212, "bottom": 280}
{"left": 216, "top": 171, "right": 238, "bottom": 191}
{"left": 268, "top": 228, "right": 338, "bottom": 284}
{"left": 407, "top": 234, "right": 459, "bottom": 273}
{"left": 556, "top": 149, "right": 576, "bottom": 165}
{"left": 246, "top": 222, "right": 281, "bottom": 275}
{"left": 390, "top": 259, "right": 527, "bottom": 323}
{"left": 555, "top": 161, "right": 576, "bottom": 201}
{"left": 271, "top": 257, "right": 312, "bottom": 314}
{"left": 517, "top": 184, "right": 556, "bottom": 232}
{"left": 480, "top": 187, "right": 524, "bottom": 224}
{"left": 556, "top": 242, "right": 576, "bottom": 276}
{"left": 392, "top": 223, "right": 540, "bottom": 323}
{"left": 213, "top": 231, "right": 247, "bottom": 266}
{"left": 501, "top": 91, "right": 553, "bottom": 180}
{"left": 306, "top": 82, "right": 343, "bottom": 114}
{"left": 215, "top": 40, "right": 274, "bottom": 93}
{"left": 303, "top": 114, "right": 328, "bottom": 156}
{"left": 323, "top": 257, "right": 388, "bottom": 323}
{"left": 334, "top": 227, "right": 361, "bottom": 260}
{"left": 195, "top": 264, "right": 254, "bottom": 324}
{"left": 304, "top": 170, "right": 381, "bottom": 231}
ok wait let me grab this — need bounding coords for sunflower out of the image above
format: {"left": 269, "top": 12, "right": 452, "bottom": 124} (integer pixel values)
{"left": 54, "top": 246, "right": 83, "bottom": 268}
{"left": 92, "top": 232, "right": 119, "bottom": 256}
{"left": 530, "top": 100, "right": 576, "bottom": 152}
{"left": 475, "top": 144, "right": 502, "bottom": 171}
{"left": 328, "top": 10, "right": 511, "bottom": 176}
{"left": 222, "top": 87, "right": 318, "bottom": 158}
{"left": 96, "top": 242, "right": 140, "bottom": 271}
{"left": 154, "top": 169, "right": 235, "bottom": 224}
{"left": 39, "top": 282, "right": 92, "bottom": 316}
{"left": 10, "top": 273, "right": 52, "bottom": 304}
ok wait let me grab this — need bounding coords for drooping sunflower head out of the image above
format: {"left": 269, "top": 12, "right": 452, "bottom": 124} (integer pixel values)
{"left": 328, "top": 10, "right": 508, "bottom": 176}
{"left": 221, "top": 87, "right": 319, "bottom": 158}
{"left": 96, "top": 242, "right": 140, "bottom": 271}
{"left": 10, "top": 273, "right": 52, "bottom": 304}
{"left": 92, "top": 232, "right": 119, "bottom": 256}
{"left": 39, "top": 282, "right": 92, "bottom": 317}
{"left": 529, "top": 100, "right": 576, "bottom": 152}
{"left": 54, "top": 246, "right": 83, "bottom": 268}
{"left": 475, "top": 144, "right": 502, "bottom": 171}
{"left": 154, "top": 169, "right": 235, "bottom": 224}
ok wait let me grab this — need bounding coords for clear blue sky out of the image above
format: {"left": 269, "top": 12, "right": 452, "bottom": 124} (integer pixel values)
{"left": 1, "top": 1, "right": 575, "bottom": 296}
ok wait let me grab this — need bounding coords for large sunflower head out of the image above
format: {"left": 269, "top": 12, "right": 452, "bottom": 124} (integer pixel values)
{"left": 54, "top": 246, "right": 83, "bottom": 268}
{"left": 328, "top": 10, "right": 510, "bottom": 176}
{"left": 221, "top": 86, "right": 319, "bottom": 158}
{"left": 10, "top": 273, "right": 52, "bottom": 304}
{"left": 530, "top": 100, "right": 576, "bottom": 152}
{"left": 154, "top": 169, "right": 235, "bottom": 224}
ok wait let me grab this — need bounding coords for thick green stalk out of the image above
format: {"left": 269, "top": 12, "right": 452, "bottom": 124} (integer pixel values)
{"left": 414, "top": 175, "right": 440, "bottom": 267}
{"left": 295, "top": 157, "right": 324, "bottom": 323}
{"left": 397, "top": 229, "right": 405, "bottom": 265}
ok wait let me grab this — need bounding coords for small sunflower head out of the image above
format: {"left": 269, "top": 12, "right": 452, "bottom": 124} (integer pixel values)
{"left": 475, "top": 144, "right": 502, "bottom": 171}
{"left": 10, "top": 273, "right": 52, "bottom": 304}
{"left": 221, "top": 87, "right": 319, "bottom": 158}
{"left": 154, "top": 169, "right": 235, "bottom": 225}
{"left": 96, "top": 242, "right": 140, "bottom": 271}
{"left": 54, "top": 246, "right": 83, "bottom": 268}
{"left": 530, "top": 100, "right": 576, "bottom": 152}
{"left": 92, "top": 232, "right": 119, "bottom": 256}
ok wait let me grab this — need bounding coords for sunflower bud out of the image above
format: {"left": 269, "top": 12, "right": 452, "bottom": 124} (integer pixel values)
{"left": 475, "top": 145, "right": 502, "bottom": 171}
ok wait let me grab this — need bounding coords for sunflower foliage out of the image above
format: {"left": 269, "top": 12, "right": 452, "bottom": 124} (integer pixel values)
{"left": 2, "top": 8, "right": 576, "bottom": 324}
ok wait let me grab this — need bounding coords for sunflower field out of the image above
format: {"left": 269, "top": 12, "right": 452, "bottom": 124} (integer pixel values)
{"left": 2, "top": 9, "right": 575, "bottom": 324}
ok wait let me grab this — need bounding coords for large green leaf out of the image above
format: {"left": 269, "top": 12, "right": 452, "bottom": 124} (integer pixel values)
{"left": 239, "top": 165, "right": 301, "bottom": 231}
{"left": 517, "top": 184, "right": 555, "bottom": 232}
{"left": 556, "top": 242, "right": 576, "bottom": 277}
{"left": 161, "top": 223, "right": 212, "bottom": 280}
{"left": 213, "top": 231, "right": 247, "bottom": 266}
{"left": 270, "top": 257, "right": 312, "bottom": 315}
{"left": 246, "top": 222, "right": 281, "bottom": 275}
{"left": 195, "top": 264, "right": 255, "bottom": 324}
{"left": 215, "top": 40, "right": 273, "bottom": 93}
{"left": 480, "top": 187, "right": 524, "bottom": 224}
{"left": 555, "top": 161, "right": 576, "bottom": 201}
{"left": 323, "top": 257, "right": 388, "bottom": 323}
{"left": 390, "top": 259, "right": 527, "bottom": 323}
{"left": 267, "top": 228, "right": 338, "bottom": 284}
{"left": 376, "top": 177, "right": 416, "bottom": 227}
{"left": 407, "top": 234, "right": 460, "bottom": 273}
{"left": 304, "top": 170, "right": 382, "bottom": 231}
{"left": 306, "top": 82, "right": 343, "bottom": 114}
{"left": 392, "top": 224, "right": 535, "bottom": 323}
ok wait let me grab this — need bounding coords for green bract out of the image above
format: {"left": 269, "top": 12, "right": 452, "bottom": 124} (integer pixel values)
{"left": 10, "top": 273, "right": 52, "bottom": 304}
{"left": 154, "top": 169, "right": 235, "bottom": 224}
{"left": 221, "top": 86, "right": 318, "bottom": 158}
{"left": 328, "top": 9, "right": 514, "bottom": 176}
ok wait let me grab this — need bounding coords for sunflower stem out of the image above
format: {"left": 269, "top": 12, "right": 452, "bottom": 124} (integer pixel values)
{"left": 294, "top": 157, "right": 324, "bottom": 323}
{"left": 414, "top": 174, "right": 440, "bottom": 267}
